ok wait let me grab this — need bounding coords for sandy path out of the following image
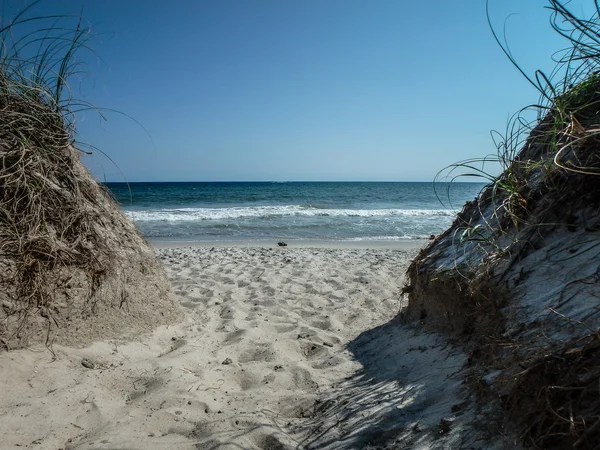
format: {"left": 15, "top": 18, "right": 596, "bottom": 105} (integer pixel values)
{"left": 0, "top": 246, "right": 496, "bottom": 449}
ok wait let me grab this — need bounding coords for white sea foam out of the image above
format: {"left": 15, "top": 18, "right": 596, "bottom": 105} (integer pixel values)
{"left": 345, "top": 235, "right": 424, "bottom": 241}
{"left": 125, "top": 205, "right": 456, "bottom": 222}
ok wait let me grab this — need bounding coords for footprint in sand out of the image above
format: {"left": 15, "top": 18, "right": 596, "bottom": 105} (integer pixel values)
{"left": 238, "top": 343, "right": 276, "bottom": 363}
{"left": 273, "top": 323, "right": 297, "bottom": 333}
{"left": 291, "top": 367, "right": 319, "bottom": 392}
{"left": 286, "top": 284, "right": 305, "bottom": 295}
{"left": 218, "top": 276, "right": 235, "bottom": 285}
{"left": 235, "top": 370, "right": 263, "bottom": 391}
{"left": 219, "top": 306, "right": 236, "bottom": 320}
{"left": 310, "top": 317, "right": 334, "bottom": 331}
{"left": 300, "top": 341, "right": 330, "bottom": 361}
{"left": 127, "top": 377, "right": 162, "bottom": 403}
{"left": 324, "top": 278, "right": 343, "bottom": 290}
{"left": 237, "top": 280, "right": 250, "bottom": 288}
{"left": 223, "top": 329, "right": 247, "bottom": 345}
{"left": 200, "top": 289, "right": 214, "bottom": 298}
{"left": 263, "top": 286, "right": 276, "bottom": 296}
{"left": 302, "top": 284, "right": 320, "bottom": 295}
{"left": 310, "top": 355, "right": 346, "bottom": 370}
{"left": 74, "top": 396, "right": 104, "bottom": 430}
{"left": 261, "top": 298, "right": 277, "bottom": 307}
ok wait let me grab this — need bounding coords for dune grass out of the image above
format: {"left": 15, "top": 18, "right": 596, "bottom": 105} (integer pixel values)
{"left": 429, "top": 2, "right": 600, "bottom": 447}
{"left": 435, "top": 1, "right": 600, "bottom": 255}
{"left": 0, "top": 5, "right": 115, "bottom": 351}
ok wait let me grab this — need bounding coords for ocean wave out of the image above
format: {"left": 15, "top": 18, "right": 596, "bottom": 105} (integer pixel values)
{"left": 125, "top": 205, "right": 456, "bottom": 222}
{"left": 344, "top": 235, "right": 427, "bottom": 241}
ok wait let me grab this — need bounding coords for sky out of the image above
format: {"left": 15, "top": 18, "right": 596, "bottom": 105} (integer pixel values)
{"left": 3, "top": 0, "right": 594, "bottom": 182}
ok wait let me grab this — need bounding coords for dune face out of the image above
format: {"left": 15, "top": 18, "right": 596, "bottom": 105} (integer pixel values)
{"left": 404, "top": 83, "right": 600, "bottom": 447}
{"left": 0, "top": 94, "right": 179, "bottom": 350}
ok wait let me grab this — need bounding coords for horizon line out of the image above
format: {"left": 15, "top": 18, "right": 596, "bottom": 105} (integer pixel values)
{"left": 101, "top": 179, "right": 487, "bottom": 184}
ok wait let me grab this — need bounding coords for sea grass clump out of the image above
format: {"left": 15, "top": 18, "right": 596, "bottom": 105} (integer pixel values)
{"left": 0, "top": 7, "right": 179, "bottom": 350}
{"left": 405, "top": 2, "right": 600, "bottom": 448}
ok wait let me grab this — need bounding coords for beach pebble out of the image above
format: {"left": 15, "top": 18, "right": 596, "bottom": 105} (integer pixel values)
{"left": 81, "top": 358, "right": 95, "bottom": 369}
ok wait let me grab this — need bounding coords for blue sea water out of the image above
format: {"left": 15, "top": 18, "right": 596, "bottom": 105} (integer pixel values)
{"left": 105, "top": 182, "right": 485, "bottom": 243}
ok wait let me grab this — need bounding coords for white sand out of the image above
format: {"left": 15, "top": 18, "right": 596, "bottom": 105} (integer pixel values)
{"left": 0, "top": 243, "right": 500, "bottom": 449}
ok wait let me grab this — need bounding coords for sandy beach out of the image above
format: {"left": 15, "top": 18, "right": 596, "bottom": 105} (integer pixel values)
{"left": 4, "top": 1, "right": 600, "bottom": 447}
{"left": 0, "top": 242, "right": 494, "bottom": 449}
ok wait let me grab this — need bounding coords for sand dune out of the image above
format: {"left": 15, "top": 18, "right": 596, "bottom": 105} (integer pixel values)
{"left": 0, "top": 245, "right": 509, "bottom": 449}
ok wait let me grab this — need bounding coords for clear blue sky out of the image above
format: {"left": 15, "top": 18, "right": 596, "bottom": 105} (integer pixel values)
{"left": 6, "top": 0, "right": 592, "bottom": 181}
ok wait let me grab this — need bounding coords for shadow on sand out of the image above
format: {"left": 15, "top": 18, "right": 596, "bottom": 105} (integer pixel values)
{"left": 185, "top": 317, "right": 482, "bottom": 450}
{"left": 293, "top": 316, "right": 473, "bottom": 449}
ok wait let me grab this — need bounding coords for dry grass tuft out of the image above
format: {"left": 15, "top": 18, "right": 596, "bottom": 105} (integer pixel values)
{"left": 507, "top": 332, "right": 600, "bottom": 449}
{"left": 0, "top": 6, "right": 179, "bottom": 351}
{"left": 0, "top": 90, "right": 114, "bottom": 348}
{"left": 406, "top": 2, "right": 600, "bottom": 447}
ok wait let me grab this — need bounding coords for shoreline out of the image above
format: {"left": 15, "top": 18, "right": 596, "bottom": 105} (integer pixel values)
{"left": 149, "top": 238, "right": 429, "bottom": 251}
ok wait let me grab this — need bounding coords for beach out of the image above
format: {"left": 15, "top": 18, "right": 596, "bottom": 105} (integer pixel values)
{"left": 2, "top": 1, "right": 598, "bottom": 447}
{"left": 0, "top": 241, "right": 487, "bottom": 449}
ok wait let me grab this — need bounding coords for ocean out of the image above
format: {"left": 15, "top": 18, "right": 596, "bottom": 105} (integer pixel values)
{"left": 105, "top": 181, "right": 485, "bottom": 243}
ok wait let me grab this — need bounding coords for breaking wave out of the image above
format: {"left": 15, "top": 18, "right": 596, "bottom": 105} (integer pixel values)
{"left": 125, "top": 205, "right": 456, "bottom": 222}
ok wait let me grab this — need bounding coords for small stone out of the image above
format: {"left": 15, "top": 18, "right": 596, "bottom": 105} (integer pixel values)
{"left": 81, "top": 358, "right": 95, "bottom": 369}
{"left": 222, "top": 358, "right": 233, "bottom": 365}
